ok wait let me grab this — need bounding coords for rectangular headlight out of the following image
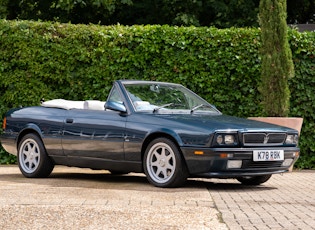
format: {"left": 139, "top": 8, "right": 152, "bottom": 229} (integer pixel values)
{"left": 215, "top": 133, "right": 238, "bottom": 146}
{"left": 224, "top": 135, "right": 235, "bottom": 144}
{"left": 285, "top": 134, "right": 298, "bottom": 145}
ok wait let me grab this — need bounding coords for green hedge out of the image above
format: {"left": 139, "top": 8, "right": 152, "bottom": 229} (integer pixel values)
{"left": 0, "top": 20, "right": 314, "bottom": 168}
{"left": 289, "top": 30, "right": 315, "bottom": 168}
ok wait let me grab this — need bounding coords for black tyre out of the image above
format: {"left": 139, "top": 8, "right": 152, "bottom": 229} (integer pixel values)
{"left": 237, "top": 175, "right": 272, "bottom": 185}
{"left": 17, "top": 133, "right": 54, "bottom": 178}
{"left": 143, "top": 137, "right": 188, "bottom": 188}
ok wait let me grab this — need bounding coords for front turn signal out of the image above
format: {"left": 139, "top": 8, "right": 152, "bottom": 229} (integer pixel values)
{"left": 194, "top": 151, "right": 204, "bottom": 155}
{"left": 2, "top": 117, "right": 6, "bottom": 130}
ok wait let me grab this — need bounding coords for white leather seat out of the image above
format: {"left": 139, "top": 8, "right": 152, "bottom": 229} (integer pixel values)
{"left": 83, "top": 100, "right": 105, "bottom": 110}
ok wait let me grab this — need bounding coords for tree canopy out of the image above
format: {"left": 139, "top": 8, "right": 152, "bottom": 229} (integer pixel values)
{"left": 1, "top": 0, "right": 314, "bottom": 27}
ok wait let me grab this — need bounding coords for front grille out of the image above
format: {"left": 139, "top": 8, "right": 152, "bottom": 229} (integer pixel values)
{"left": 243, "top": 133, "right": 286, "bottom": 146}
{"left": 242, "top": 160, "right": 283, "bottom": 169}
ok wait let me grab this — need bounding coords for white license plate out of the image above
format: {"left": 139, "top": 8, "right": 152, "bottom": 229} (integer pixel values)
{"left": 253, "top": 150, "right": 284, "bottom": 161}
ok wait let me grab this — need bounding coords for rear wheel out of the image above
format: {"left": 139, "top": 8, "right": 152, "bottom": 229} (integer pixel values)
{"left": 143, "top": 137, "right": 188, "bottom": 188}
{"left": 18, "top": 133, "right": 54, "bottom": 178}
{"left": 237, "top": 175, "right": 272, "bottom": 185}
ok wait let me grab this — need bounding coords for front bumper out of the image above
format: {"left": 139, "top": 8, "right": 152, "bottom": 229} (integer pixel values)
{"left": 181, "top": 146, "right": 299, "bottom": 178}
{"left": 0, "top": 133, "right": 18, "bottom": 156}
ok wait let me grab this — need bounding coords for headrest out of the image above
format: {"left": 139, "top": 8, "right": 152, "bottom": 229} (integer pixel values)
{"left": 83, "top": 100, "right": 105, "bottom": 110}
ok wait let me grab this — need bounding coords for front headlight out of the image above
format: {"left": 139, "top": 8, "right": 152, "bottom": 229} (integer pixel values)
{"left": 224, "top": 135, "right": 235, "bottom": 144}
{"left": 215, "top": 133, "right": 238, "bottom": 146}
{"left": 285, "top": 134, "right": 298, "bottom": 145}
{"left": 216, "top": 135, "right": 223, "bottom": 144}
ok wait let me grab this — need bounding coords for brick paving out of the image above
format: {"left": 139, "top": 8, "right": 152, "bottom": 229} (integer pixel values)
{"left": 0, "top": 165, "right": 314, "bottom": 229}
{"left": 205, "top": 171, "right": 315, "bottom": 230}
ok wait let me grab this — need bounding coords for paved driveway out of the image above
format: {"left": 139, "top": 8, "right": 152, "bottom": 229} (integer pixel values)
{"left": 0, "top": 165, "right": 314, "bottom": 230}
{"left": 206, "top": 171, "right": 315, "bottom": 230}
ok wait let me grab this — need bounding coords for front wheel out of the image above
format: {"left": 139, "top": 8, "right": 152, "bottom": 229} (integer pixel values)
{"left": 143, "top": 138, "right": 188, "bottom": 188}
{"left": 18, "top": 133, "right": 54, "bottom": 178}
{"left": 237, "top": 175, "right": 272, "bottom": 185}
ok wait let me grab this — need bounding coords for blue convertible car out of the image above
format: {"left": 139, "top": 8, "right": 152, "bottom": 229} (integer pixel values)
{"left": 1, "top": 80, "right": 299, "bottom": 187}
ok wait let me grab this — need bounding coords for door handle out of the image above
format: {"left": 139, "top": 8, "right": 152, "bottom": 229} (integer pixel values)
{"left": 66, "top": 118, "right": 74, "bottom": 123}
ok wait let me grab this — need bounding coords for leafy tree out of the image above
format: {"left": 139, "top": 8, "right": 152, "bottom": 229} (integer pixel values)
{"left": 0, "top": 0, "right": 260, "bottom": 27}
{"left": 259, "top": 0, "right": 294, "bottom": 117}
{"left": 0, "top": 0, "right": 8, "bottom": 18}
{"left": 1, "top": 0, "right": 314, "bottom": 27}
{"left": 201, "top": 0, "right": 260, "bottom": 28}
{"left": 109, "top": 0, "right": 260, "bottom": 27}
{"left": 287, "top": 0, "right": 315, "bottom": 23}
{"left": 5, "top": 0, "right": 132, "bottom": 24}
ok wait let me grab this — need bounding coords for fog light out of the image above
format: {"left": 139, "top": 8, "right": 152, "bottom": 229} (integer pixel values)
{"left": 227, "top": 160, "right": 242, "bottom": 169}
{"left": 282, "top": 159, "right": 293, "bottom": 167}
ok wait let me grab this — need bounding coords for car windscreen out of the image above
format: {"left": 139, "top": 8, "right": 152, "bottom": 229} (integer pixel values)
{"left": 123, "top": 82, "right": 220, "bottom": 114}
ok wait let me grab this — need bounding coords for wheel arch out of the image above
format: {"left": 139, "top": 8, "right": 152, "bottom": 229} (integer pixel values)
{"left": 141, "top": 129, "right": 184, "bottom": 162}
{"left": 17, "top": 124, "right": 43, "bottom": 150}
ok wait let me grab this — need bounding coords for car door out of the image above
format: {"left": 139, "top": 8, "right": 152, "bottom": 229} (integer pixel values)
{"left": 62, "top": 109, "right": 127, "bottom": 160}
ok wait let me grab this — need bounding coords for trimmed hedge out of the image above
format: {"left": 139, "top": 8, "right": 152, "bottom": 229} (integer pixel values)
{"left": 289, "top": 30, "right": 315, "bottom": 168}
{"left": 0, "top": 20, "right": 314, "bottom": 168}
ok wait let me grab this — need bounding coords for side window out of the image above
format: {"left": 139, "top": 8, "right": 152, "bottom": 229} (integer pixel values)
{"left": 107, "top": 85, "right": 123, "bottom": 104}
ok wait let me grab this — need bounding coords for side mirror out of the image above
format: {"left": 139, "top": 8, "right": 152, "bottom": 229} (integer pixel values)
{"left": 105, "top": 101, "right": 127, "bottom": 113}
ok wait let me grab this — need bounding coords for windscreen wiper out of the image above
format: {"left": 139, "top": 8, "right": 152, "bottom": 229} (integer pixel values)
{"left": 190, "top": 104, "right": 212, "bottom": 114}
{"left": 153, "top": 103, "right": 174, "bottom": 113}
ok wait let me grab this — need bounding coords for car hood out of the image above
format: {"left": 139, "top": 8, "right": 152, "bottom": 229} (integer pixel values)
{"left": 145, "top": 113, "right": 297, "bottom": 133}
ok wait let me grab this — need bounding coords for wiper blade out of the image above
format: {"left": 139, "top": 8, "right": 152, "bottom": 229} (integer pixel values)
{"left": 153, "top": 103, "right": 174, "bottom": 113}
{"left": 190, "top": 104, "right": 212, "bottom": 114}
